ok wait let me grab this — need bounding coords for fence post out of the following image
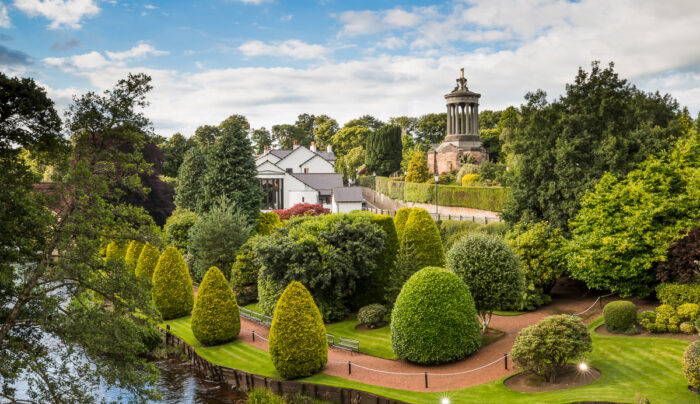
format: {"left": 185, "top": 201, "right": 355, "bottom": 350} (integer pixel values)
{"left": 348, "top": 361, "right": 351, "bottom": 375}
{"left": 472, "top": 215, "right": 475, "bottom": 222}
{"left": 485, "top": 217, "right": 489, "bottom": 225}
{"left": 252, "top": 330, "right": 255, "bottom": 342}
{"left": 424, "top": 372, "right": 428, "bottom": 388}
{"left": 504, "top": 353, "right": 508, "bottom": 370}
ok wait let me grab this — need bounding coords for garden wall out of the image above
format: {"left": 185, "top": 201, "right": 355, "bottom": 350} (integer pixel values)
{"left": 163, "top": 330, "right": 406, "bottom": 404}
{"left": 358, "top": 176, "right": 508, "bottom": 212}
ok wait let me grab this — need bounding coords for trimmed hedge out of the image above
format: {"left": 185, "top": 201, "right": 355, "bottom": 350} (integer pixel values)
{"left": 269, "top": 282, "right": 328, "bottom": 379}
{"left": 152, "top": 247, "right": 194, "bottom": 320}
{"left": 684, "top": 340, "right": 700, "bottom": 389}
{"left": 191, "top": 266, "right": 241, "bottom": 345}
{"left": 603, "top": 301, "right": 638, "bottom": 333}
{"left": 124, "top": 240, "right": 145, "bottom": 272}
{"left": 391, "top": 267, "right": 481, "bottom": 364}
{"left": 105, "top": 240, "right": 128, "bottom": 262}
{"left": 402, "top": 208, "right": 445, "bottom": 268}
{"left": 135, "top": 243, "right": 160, "bottom": 281}
{"left": 393, "top": 207, "right": 411, "bottom": 242}
{"left": 656, "top": 283, "right": 700, "bottom": 307}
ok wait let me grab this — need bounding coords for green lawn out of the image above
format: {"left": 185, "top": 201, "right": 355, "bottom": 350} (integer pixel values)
{"left": 163, "top": 316, "right": 698, "bottom": 404}
{"left": 325, "top": 316, "right": 396, "bottom": 359}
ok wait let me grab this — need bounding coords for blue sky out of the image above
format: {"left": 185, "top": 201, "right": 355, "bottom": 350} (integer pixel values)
{"left": 2, "top": 0, "right": 700, "bottom": 136}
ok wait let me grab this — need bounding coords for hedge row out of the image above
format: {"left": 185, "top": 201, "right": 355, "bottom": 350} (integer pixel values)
{"left": 359, "top": 176, "right": 508, "bottom": 212}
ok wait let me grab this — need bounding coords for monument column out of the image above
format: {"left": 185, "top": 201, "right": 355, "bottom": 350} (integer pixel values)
{"left": 473, "top": 103, "right": 479, "bottom": 134}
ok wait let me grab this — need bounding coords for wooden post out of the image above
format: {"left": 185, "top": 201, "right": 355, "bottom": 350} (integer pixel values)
{"left": 424, "top": 372, "right": 428, "bottom": 388}
{"left": 252, "top": 330, "right": 255, "bottom": 342}
{"left": 504, "top": 353, "right": 508, "bottom": 369}
{"left": 348, "top": 361, "right": 351, "bottom": 375}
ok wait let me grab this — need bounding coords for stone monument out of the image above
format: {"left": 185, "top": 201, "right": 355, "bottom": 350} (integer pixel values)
{"left": 427, "top": 68, "right": 488, "bottom": 174}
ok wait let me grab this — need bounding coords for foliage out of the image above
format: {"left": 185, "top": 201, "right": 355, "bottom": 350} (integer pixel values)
{"left": 335, "top": 145, "right": 366, "bottom": 182}
{"left": 642, "top": 304, "right": 680, "bottom": 333}
{"left": 510, "top": 315, "right": 593, "bottom": 382}
{"left": 164, "top": 207, "right": 199, "bottom": 254}
{"left": 152, "top": 246, "right": 194, "bottom": 320}
{"left": 329, "top": 125, "right": 371, "bottom": 158}
{"left": 135, "top": 242, "right": 160, "bottom": 281}
{"left": 680, "top": 322, "right": 697, "bottom": 335}
{"left": 257, "top": 272, "right": 286, "bottom": 317}
{"left": 312, "top": 115, "right": 339, "bottom": 149}
{"left": 268, "top": 282, "right": 328, "bottom": 379}
{"left": 254, "top": 214, "right": 385, "bottom": 322}
{"left": 415, "top": 113, "right": 447, "bottom": 146}
{"left": 273, "top": 203, "right": 329, "bottom": 221}
{"left": 272, "top": 122, "right": 311, "bottom": 150}
{"left": 677, "top": 303, "right": 700, "bottom": 321}
{"left": 251, "top": 127, "right": 272, "bottom": 154}
{"left": 230, "top": 238, "right": 261, "bottom": 305}
{"left": 125, "top": 240, "right": 145, "bottom": 272}
{"left": 187, "top": 196, "right": 252, "bottom": 281}
{"left": 191, "top": 266, "right": 241, "bottom": 345}
{"left": 357, "top": 304, "right": 388, "bottom": 328}
{"left": 159, "top": 132, "right": 195, "bottom": 178}
{"left": 254, "top": 211, "right": 281, "bottom": 235}
{"left": 456, "top": 163, "right": 480, "bottom": 184}
{"left": 405, "top": 151, "right": 429, "bottom": 183}
{"left": 385, "top": 242, "right": 423, "bottom": 306}
{"left": 502, "top": 61, "right": 684, "bottom": 231}
{"left": 439, "top": 220, "right": 482, "bottom": 250}
{"left": 391, "top": 267, "right": 482, "bottom": 364}
{"left": 447, "top": 233, "right": 525, "bottom": 330}
{"left": 393, "top": 207, "right": 411, "bottom": 242}
{"left": 402, "top": 208, "right": 445, "bottom": 269}
{"left": 174, "top": 146, "right": 207, "bottom": 212}
{"left": 505, "top": 222, "right": 568, "bottom": 310}
{"left": 655, "top": 225, "right": 700, "bottom": 284}
{"left": 603, "top": 301, "right": 638, "bottom": 333}
{"left": 365, "top": 125, "right": 402, "bottom": 176}
{"left": 105, "top": 240, "right": 129, "bottom": 262}
{"left": 461, "top": 173, "right": 479, "bottom": 186}
{"left": 568, "top": 133, "right": 700, "bottom": 297}
{"left": 684, "top": 341, "right": 700, "bottom": 388}
{"left": 656, "top": 283, "right": 700, "bottom": 307}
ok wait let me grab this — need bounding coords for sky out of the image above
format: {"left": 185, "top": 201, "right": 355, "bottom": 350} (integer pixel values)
{"left": 2, "top": 0, "right": 700, "bottom": 137}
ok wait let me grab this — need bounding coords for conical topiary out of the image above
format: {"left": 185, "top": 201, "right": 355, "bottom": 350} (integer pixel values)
{"left": 393, "top": 207, "right": 411, "bottom": 242}
{"left": 152, "top": 246, "right": 194, "bottom": 320}
{"left": 105, "top": 240, "right": 129, "bottom": 262}
{"left": 135, "top": 243, "right": 160, "bottom": 281}
{"left": 124, "top": 240, "right": 145, "bottom": 272}
{"left": 402, "top": 208, "right": 445, "bottom": 268}
{"left": 391, "top": 267, "right": 481, "bottom": 364}
{"left": 269, "top": 281, "right": 327, "bottom": 379}
{"left": 191, "top": 266, "right": 241, "bottom": 345}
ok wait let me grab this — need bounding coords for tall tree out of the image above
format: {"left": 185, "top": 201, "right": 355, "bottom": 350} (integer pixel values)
{"left": 330, "top": 125, "right": 371, "bottom": 158}
{"left": 502, "top": 61, "right": 682, "bottom": 231}
{"left": 174, "top": 146, "right": 207, "bottom": 212}
{"left": 160, "top": 132, "right": 195, "bottom": 177}
{"left": 415, "top": 113, "right": 447, "bottom": 146}
{"left": 478, "top": 110, "right": 503, "bottom": 162}
{"left": 193, "top": 124, "right": 220, "bottom": 148}
{"left": 312, "top": 115, "right": 339, "bottom": 149}
{"left": 389, "top": 116, "right": 418, "bottom": 137}
{"left": 201, "top": 115, "right": 262, "bottom": 220}
{"left": 1, "top": 73, "right": 161, "bottom": 403}
{"left": 272, "top": 124, "right": 308, "bottom": 149}
{"left": 294, "top": 113, "right": 316, "bottom": 144}
{"left": 251, "top": 127, "right": 272, "bottom": 154}
{"left": 365, "top": 125, "right": 402, "bottom": 176}
{"left": 345, "top": 114, "right": 384, "bottom": 131}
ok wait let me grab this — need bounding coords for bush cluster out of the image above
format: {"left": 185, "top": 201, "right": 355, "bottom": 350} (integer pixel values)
{"left": 151, "top": 247, "right": 194, "bottom": 320}
{"left": 656, "top": 283, "right": 700, "bottom": 307}
{"left": 191, "top": 266, "right": 240, "bottom": 345}
{"left": 602, "top": 301, "right": 638, "bottom": 333}
{"left": 273, "top": 203, "right": 329, "bottom": 220}
{"left": 358, "top": 304, "right": 388, "bottom": 328}
{"left": 391, "top": 267, "right": 481, "bottom": 365}
{"left": 124, "top": 240, "right": 145, "bottom": 272}
{"left": 639, "top": 304, "right": 697, "bottom": 334}
{"left": 684, "top": 340, "right": 700, "bottom": 389}
{"left": 164, "top": 208, "right": 199, "bottom": 254}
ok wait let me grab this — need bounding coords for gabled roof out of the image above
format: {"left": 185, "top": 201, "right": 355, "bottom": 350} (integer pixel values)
{"left": 315, "top": 150, "right": 336, "bottom": 162}
{"left": 290, "top": 173, "right": 343, "bottom": 195}
{"left": 333, "top": 187, "right": 363, "bottom": 202}
{"left": 269, "top": 149, "right": 293, "bottom": 159}
{"left": 299, "top": 153, "right": 335, "bottom": 169}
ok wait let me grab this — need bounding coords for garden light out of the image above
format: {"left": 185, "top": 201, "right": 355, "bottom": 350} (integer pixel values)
{"left": 579, "top": 363, "right": 588, "bottom": 371}
{"left": 441, "top": 398, "right": 450, "bottom": 404}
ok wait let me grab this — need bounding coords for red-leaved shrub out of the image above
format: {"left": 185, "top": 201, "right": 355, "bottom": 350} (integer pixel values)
{"left": 656, "top": 225, "right": 700, "bottom": 284}
{"left": 273, "top": 203, "right": 329, "bottom": 220}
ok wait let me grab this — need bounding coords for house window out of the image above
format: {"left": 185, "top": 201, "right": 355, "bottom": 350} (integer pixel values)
{"left": 319, "top": 195, "right": 331, "bottom": 205}
{"left": 286, "top": 168, "right": 293, "bottom": 173}
{"left": 260, "top": 178, "right": 283, "bottom": 210}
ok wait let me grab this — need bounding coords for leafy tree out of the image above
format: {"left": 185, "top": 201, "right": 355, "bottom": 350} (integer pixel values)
{"left": 402, "top": 208, "right": 445, "bottom": 268}
{"left": 164, "top": 208, "right": 199, "bottom": 254}
{"left": 568, "top": 134, "right": 700, "bottom": 297}
{"left": 447, "top": 233, "right": 525, "bottom": 331}
{"left": 344, "top": 114, "right": 384, "bottom": 131}
{"left": 335, "top": 146, "right": 365, "bottom": 181}
{"left": 251, "top": 127, "right": 272, "bottom": 154}
{"left": 160, "top": 132, "right": 195, "bottom": 177}
{"left": 1, "top": 73, "right": 161, "bottom": 403}
{"left": 655, "top": 225, "right": 700, "bottom": 284}
{"left": 268, "top": 282, "right": 327, "bottom": 379}
{"left": 478, "top": 109, "right": 503, "bottom": 162}
{"left": 405, "top": 150, "right": 429, "bottom": 183}
{"left": 187, "top": 196, "right": 252, "bottom": 281}
{"left": 502, "top": 62, "right": 683, "bottom": 231}
{"left": 193, "top": 124, "right": 220, "bottom": 148}
{"left": 365, "top": 125, "right": 402, "bottom": 176}
{"left": 330, "top": 125, "right": 371, "bottom": 158}
{"left": 391, "top": 267, "right": 481, "bottom": 364}
{"left": 200, "top": 116, "right": 262, "bottom": 219}
{"left": 125, "top": 240, "right": 145, "bottom": 272}
{"left": 152, "top": 246, "right": 194, "bottom": 320}
{"left": 191, "top": 266, "right": 240, "bottom": 345}
{"left": 272, "top": 124, "right": 308, "bottom": 150}
{"left": 174, "top": 147, "right": 207, "bottom": 212}
{"left": 415, "top": 113, "right": 447, "bottom": 146}
{"left": 220, "top": 114, "right": 250, "bottom": 134}
{"left": 135, "top": 242, "right": 160, "bottom": 281}
{"left": 389, "top": 116, "right": 418, "bottom": 137}
{"left": 312, "top": 115, "right": 339, "bottom": 149}
{"left": 400, "top": 132, "right": 417, "bottom": 173}
{"left": 293, "top": 113, "right": 316, "bottom": 144}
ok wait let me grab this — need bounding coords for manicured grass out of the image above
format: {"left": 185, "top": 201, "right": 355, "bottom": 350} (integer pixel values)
{"left": 243, "top": 302, "right": 261, "bottom": 313}
{"left": 325, "top": 316, "right": 396, "bottom": 359}
{"left": 493, "top": 310, "right": 528, "bottom": 316}
{"left": 163, "top": 316, "right": 698, "bottom": 404}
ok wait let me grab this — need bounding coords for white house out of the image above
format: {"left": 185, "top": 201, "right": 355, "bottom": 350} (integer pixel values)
{"left": 331, "top": 187, "right": 363, "bottom": 213}
{"left": 255, "top": 142, "right": 346, "bottom": 210}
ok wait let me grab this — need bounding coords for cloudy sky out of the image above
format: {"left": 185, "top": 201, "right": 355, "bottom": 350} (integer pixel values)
{"left": 2, "top": 0, "right": 700, "bottom": 136}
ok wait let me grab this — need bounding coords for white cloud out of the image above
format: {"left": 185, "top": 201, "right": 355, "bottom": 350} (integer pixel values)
{"left": 14, "top": 0, "right": 100, "bottom": 29}
{"left": 143, "top": 4, "right": 156, "bottom": 9}
{"left": 0, "top": 3, "right": 10, "bottom": 28}
{"left": 338, "top": 7, "right": 424, "bottom": 37}
{"left": 105, "top": 42, "right": 169, "bottom": 60}
{"left": 238, "top": 40, "right": 327, "bottom": 59}
{"left": 43, "top": 42, "right": 168, "bottom": 70}
{"left": 377, "top": 36, "right": 405, "bottom": 50}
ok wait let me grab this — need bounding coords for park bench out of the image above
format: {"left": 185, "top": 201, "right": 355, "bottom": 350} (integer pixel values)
{"left": 326, "top": 334, "right": 335, "bottom": 345}
{"left": 335, "top": 336, "right": 359, "bottom": 353}
{"left": 239, "top": 307, "right": 265, "bottom": 323}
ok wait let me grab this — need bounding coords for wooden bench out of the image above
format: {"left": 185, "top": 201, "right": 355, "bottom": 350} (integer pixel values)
{"left": 326, "top": 334, "right": 335, "bottom": 345}
{"left": 239, "top": 307, "right": 265, "bottom": 323}
{"left": 335, "top": 336, "right": 359, "bottom": 353}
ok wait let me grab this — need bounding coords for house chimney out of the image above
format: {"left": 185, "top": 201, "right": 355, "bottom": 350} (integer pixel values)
{"left": 326, "top": 144, "right": 332, "bottom": 153}
{"left": 310, "top": 141, "right": 317, "bottom": 152}
{"left": 264, "top": 145, "right": 269, "bottom": 152}
{"left": 293, "top": 140, "right": 299, "bottom": 150}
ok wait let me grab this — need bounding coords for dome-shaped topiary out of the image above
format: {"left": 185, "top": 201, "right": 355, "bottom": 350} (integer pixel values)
{"left": 268, "top": 281, "right": 327, "bottom": 379}
{"left": 391, "top": 267, "right": 481, "bottom": 364}
{"left": 684, "top": 340, "right": 700, "bottom": 389}
{"left": 401, "top": 208, "right": 445, "bottom": 268}
{"left": 393, "top": 207, "right": 411, "bottom": 242}
{"left": 152, "top": 247, "right": 194, "bottom": 320}
{"left": 135, "top": 243, "right": 160, "bottom": 281}
{"left": 603, "top": 300, "right": 638, "bottom": 333}
{"left": 105, "top": 240, "right": 128, "bottom": 262}
{"left": 191, "top": 266, "right": 241, "bottom": 345}
{"left": 124, "top": 240, "right": 145, "bottom": 272}
{"left": 254, "top": 211, "right": 281, "bottom": 235}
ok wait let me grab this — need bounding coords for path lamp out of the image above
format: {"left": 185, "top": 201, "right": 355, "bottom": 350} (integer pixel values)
{"left": 433, "top": 155, "right": 439, "bottom": 218}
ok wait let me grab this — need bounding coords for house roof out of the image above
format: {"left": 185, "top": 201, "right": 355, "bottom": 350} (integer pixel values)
{"left": 258, "top": 146, "right": 335, "bottom": 163}
{"left": 333, "top": 187, "right": 363, "bottom": 202}
{"left": 269, "top": 149, "right": 293, "bottom": 159}
{"left": 315, "top": 150, "right": 336, "bottom": 162}
{"left": 290, "top": 173, "right": 343, "bottom": 195}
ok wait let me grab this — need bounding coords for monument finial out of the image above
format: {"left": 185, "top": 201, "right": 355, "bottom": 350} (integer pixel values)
{"left": 455, "top": 68, "right": 468, "bottom": 91}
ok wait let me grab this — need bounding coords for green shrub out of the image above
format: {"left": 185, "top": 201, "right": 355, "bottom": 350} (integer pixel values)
{"left": 151, "top": 247, "right": 194, "bottom": 320}
{"left": 393, "top": 207, "right": 411, "bottom": 242}
{"left": 456, "top": 163, "right": 479, "bottom": 184}
{"left": 639, "top": 310, "right": 656, "bottom": 330}
{"left": 677, "top": 303, "right": 700, "bottom": 321}
{"left": 164, "top": 208, "right": 199, "bottom": 254}
{"left": 402, "top": 208, "right": 445, "bottom": 268}
{"left": 230, "top": 238, "right": 261, "bottom": 306}
{"left": 358, "top": 304, "right": 388, "bottom": 328}
{"left": 447, "top": 233, "right": 524, "bottom": 331}
{"left": 481, "top": 222, "right": 507, "bottom": 236}
{"left": 603, "top": 301, "right": 638, "bottom": 333}
{"left": 269, "top": 282, "right": 327, "bottom": 379}
{"left": 656, "top": 283, "right": 700, "bottom": 307}
{"left": 254, "top": 211, "right": 281, "bottom": 236}
{"left": 510, "top": 315, "right": 593, "bottom": 382}
{"left": 391, "top": 267, "right": 481, "bottom": 364}
{"left": 105, "top": 240, "right": 128, "bottom": 262}
{"left": 135, "top": 243, "right": 160, "bottom": 281}
{"left": 191, "top": 266, "right": 241, "bottom": 345}
{"left": 385, "top": 243, "right": 422, "bottom": 306}
{"left": 246, "top": 388, "right": 286, "bottom": 404}
{"left": 124, "top": 240, "right": 145, "bottom": 272}
{"left": 681, "top": 322, "right": 697, "bottom": 335}
{"left": 684, "top": 340, "right": 700, "bottom": 388}
{"left": 668, "top": 324, "right": 680, "bottom": 333}
{"left": 258, "top": 272, "right": 286, "bottom": 316}
{"left": 695, "top": 317, "right": 700, "bottom": 330}
{"left": 644, "top": 304, "right": 681, "bottom": 333}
